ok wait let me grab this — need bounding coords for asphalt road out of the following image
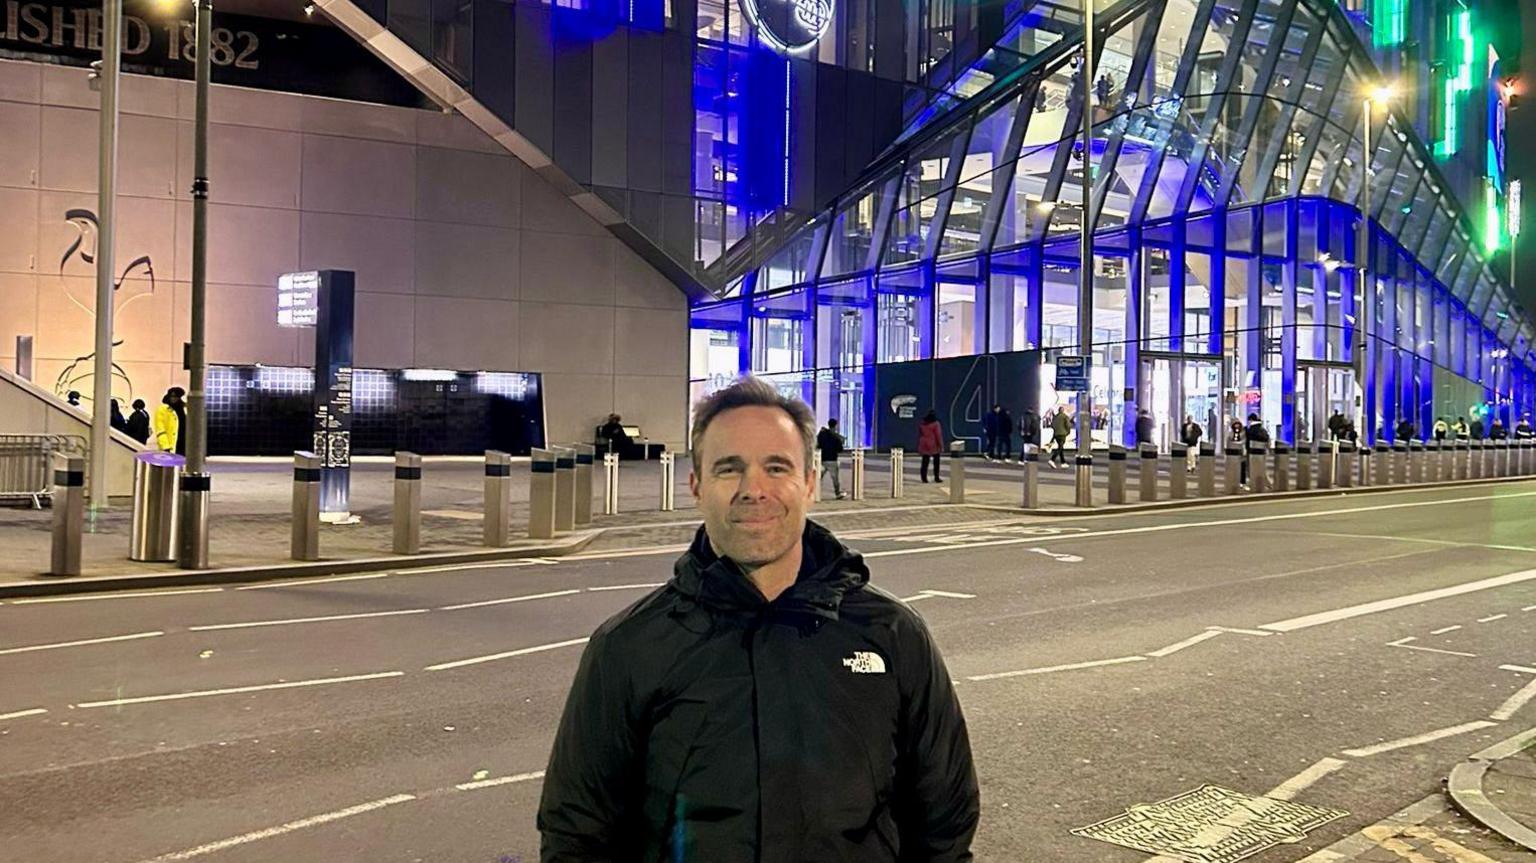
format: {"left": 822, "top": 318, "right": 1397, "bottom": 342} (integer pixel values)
{"left": 4, "top": 481, "right": 1536, "bottom": 862}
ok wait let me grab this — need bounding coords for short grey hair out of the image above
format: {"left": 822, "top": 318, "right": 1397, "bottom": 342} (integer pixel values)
{"left": 690, "top": 377, "right": 816, "bottom": 474}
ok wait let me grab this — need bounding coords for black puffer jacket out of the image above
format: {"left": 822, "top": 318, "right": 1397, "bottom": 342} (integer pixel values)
{"left": 538, "top": 521, "right": 979, "bottom": 863}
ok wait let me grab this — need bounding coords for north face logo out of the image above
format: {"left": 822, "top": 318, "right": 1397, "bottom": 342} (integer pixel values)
{"left": 842, "top": 652, "right": 887, "bottom": 674}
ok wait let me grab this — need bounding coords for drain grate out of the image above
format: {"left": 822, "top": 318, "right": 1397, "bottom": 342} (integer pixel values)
{"left": 1071, "top": 784, "right": 1348, "bottom": 863}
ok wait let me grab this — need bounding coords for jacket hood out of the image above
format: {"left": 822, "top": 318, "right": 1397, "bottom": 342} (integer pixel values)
{"left": 669, "top": 519, "right": 870, "bottom": 622}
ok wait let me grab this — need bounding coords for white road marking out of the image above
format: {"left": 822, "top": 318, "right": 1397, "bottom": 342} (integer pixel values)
{"left": 1388, "top": 637, "right": 1417, "bottom": 646}
{"left": 1392, "top": 643, "right": 1479, "bottom": 658}
{"left": 0, "top": 707, "right": 47, "bottom": 721}
{"left": 1267, "top": 757, "right": 1348, "bottom": 801}
{"left": 1430, "top": 625, "right": 1462, "bottom": 635}
{"left": 187, "top": 609, "right": 429, "bottom": 631}
{"left": 1502, "top": 664, "right": 1536, "bottom": 675}
{"left": 1146, "top": 630, "right": 1223, "bottom": 658}
{"left": 0, "top": 630, "right": 164, "bottom": 655}
{"left": 424, "top": 637, "right": 590, "bottom": 672}
{"left": 967, "top": 656, "right": 1146, "bottom": 682}
{"left": 585, "top": 583, "right": 665, "bottom": 592}
{"left": 454, "top": 770, "right": 545, "bottom": 791}
{"left": 1341, "top": 720, "right": 1498, "bottom": 758}
{"left": 135, "top": 793, "right": 417, "bottom": 862}
{"left": 901, "top": 594, "right": 935, "bottom": 603}
{"left": 1477, "top": 613, "right": 1507, "bottom": 623}
{"left": 920, "top": 589, "right": 977, "bottom": 599}
{"left": 1261, "top": 568, "right": 1536, "bottom": 632}
{"left": 1302, "top": 531, "right": 1536, "bottom": 555}
{"left": 235, "top": 573, "right": 390, "bottom": 590}
{"left": 407, "top": 560, "right": 548, "bottom": 575}
{"left": 438, "top": 589, "right": 581, "bottom": 611}
{"left": 1525, "top": 605, "right": 1536, "bottom": 611}
{"left": 1027, "top": 547, "right": 1084, "bottom": 563}
{"left": 8, "top": 587, "right": 223, "bottom": 605}
{"left": 1205, "top": 626, "right": 1276, "bottom": 637}
{"left": 76, "top": 671, "right": 405, "bottom": 709}
{"left": 1490, "top": 677, "right": 1536, "bottom": 721}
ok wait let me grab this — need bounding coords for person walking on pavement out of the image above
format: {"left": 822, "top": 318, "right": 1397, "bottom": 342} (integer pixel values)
{"left": 1470, "top": 416, "right": 1486, "bottom": 439}
{"left": 110, "top": 399, "right": 129, "bottom": 435}
{"left": 1180, "top": 414, "right": 1202, "bottom": 473}
{"left": 917, "top": 409, "right": 944, "bottom": 483}
{"left": 817, "top": 417, "right": 846, "bottom": 499}
{"left": 125, "top": 398, "right": 151, "bottom": 445}
{"left": 1021, "top": 408, "right": 1041, "bottom": 451}
{"left": 1433, "top": 417, "right": 1449, "bottom": 442}
{"left": 153, "top": 388, "right": 185, "bottom": 454}
{"left": 1395, "top": 417, "right": 1416, "bottom": 442}
{"left": 1243, "top": 413, "right": 1269, "bottom": 489}
{"left": 1050, "top": 407, "right": 1072, "bottom": 468}
{"left": 982, "top": 405, "right": 1002, "bottom": 460}
{"left": 1134, "top": 408, "right": 1155, "bottom": 450}
{"left": 997, "top": 405, "right": 1015, "bottom": 461}
{"left": 1230, "top": 418, "right": 1248, "bottom": 487}
{"left": 1327, "top": 409, "right": 1347, "bottom": 441}
{"left": 538, "top": 377, "right": 981, "bottom": 862}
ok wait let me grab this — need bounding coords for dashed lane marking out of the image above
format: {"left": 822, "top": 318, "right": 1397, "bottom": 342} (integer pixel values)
{"left": 1339, "top": 720, "right": 1498, "bottom": 758}
{"left": 1146, "top": 630, "right": 1223, "bottom": 658}
{"left": 1503, "top": 665, "right": 1536, "bottom": 674}
{"left": 1476, "top": 614, "right": 1507, "bottom": 623}
{"left": 133, "top": 793, "right": 418, "bottom": 863}
{"left": 1490, "top": 676, "right": 1536, "bottom": 721}
{"left": 454, "top": 770, "right": 545, "bottom": 792}
{"left": 1430, "top": 625, "right": 1462, "bottom": 635}
{"left": 0, "top": 630, "right": 164, "bottom": 655}
{"left": 235, "top": 573, "right": 390, "bottom": 590}
{"left": 1261, "top": 568, "right": 1536, "bottom": 632}
{"left": 0, "top": 707, "right": 47, "bottom": 721}
{"left": 967, "top": 656, "right": 1146, "bottom": 682}
{"left": 438, "top": 589, "right": 581, "bottom": 610}
{"left": 187, "top": 610, "right": 429, "bottom": 631}
{"left": 424, "top": 637, "right": 590, "bottom": 672}
{"left": 8, "top": 587, "right": 224, "bottom": 604}
{"left": 74, "top": 671, "right": 405, "bottom": 709}
{"left": 585, "top": 583, "right": 666, "bottom": 592}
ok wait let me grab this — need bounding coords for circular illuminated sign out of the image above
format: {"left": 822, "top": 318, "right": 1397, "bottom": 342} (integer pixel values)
{"left": 740, "top": 0, "right": 834, "bottom": 55}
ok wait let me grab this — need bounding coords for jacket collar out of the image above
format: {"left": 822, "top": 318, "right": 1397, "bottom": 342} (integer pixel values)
{"left": 669, "top": 520, "right": 869, "bottom": 622}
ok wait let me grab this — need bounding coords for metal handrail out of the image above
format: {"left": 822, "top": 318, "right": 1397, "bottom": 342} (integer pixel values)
{"left": 0, "top": 434, "right": 87, "bottom": 508}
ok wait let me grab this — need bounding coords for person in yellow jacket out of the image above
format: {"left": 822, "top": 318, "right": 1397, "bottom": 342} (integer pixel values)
{"left": 152, "top": 387, "right": 186, "bottom": 455}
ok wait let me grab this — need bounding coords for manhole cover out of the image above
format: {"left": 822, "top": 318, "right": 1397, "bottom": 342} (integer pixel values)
{"left": 1072, "top": 784, "right": 1348, "bottom": 863}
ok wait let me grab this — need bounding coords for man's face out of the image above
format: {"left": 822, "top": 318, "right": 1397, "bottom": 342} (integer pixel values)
{"left": 690, "top": 405, "right": 814, "bottom": 570}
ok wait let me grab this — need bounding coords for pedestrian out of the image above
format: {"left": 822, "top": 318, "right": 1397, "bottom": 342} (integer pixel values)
{"left": 982, "top": 404, "right": 1002, "bottom": 460}
{"left": 599, "top": 413, "right": 631, "bottom": 457}
{"left": 1491, "top": 419, "right": 1509, "bottom": 440}
{"left": 1180, "top": 414, "right": 1202, "bottom": 472}
{"left": 538, "top": 378, "right": 981, "bottom": 862}
{"left": 1135, "top": 408, "right": 1155, "bottom": 449}
{"left": 1517, "top": 416, "right": 1534, "bottom": 439}
{"left": 66, "top": 390, "right": 82, "bottom": 408}
{"left": 1395, "top": 417, "right": 1415, "bottom": 442}
{"left": 125, "top": 398, "right": 151, "bottom": 445}
{"left": 817, "top": 417, "right": 846, "bottom": 499}
{"left": 1243, "top": 413, "right": 1268, "bottom": 489}
{"left": 154, "top": 387, "right": 184, "bottom": 454}
{"left": 997, "top": 404, "right": 1015, "bottom": 461}
{"left": 917, "top": 409, "right": 944, "bottom": 482}
{"left": 1095, "top": 72, "right": 1113, "bottom": 106}
{"left": 1470, "top": 416, "right": 1486, "bottom": 439}
{"left": 1327, "top": 409, "right": 1347, "bottom": 441}
{"left": 1433, "top": 417, "right": 1449, "bottom": 442}
{"left": 109, "top": 399, "right": 129, "bottom": 435}
{"left": 1020, "top": 407, "right": 1041, "bottom": 449}
{"left": 1050, "top": 406, "right": 1072, "bottom": 467}
{"left": 1453, "top": 416, "right": 1470, "bottom": 439}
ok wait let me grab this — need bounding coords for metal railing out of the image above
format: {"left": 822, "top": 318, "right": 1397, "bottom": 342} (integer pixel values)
{"left": 0, "top": 434, "right": 86, "bottom": 508}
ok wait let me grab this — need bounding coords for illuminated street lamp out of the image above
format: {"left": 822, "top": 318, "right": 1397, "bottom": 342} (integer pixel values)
{"left": 1355, "top": 82, "right": 1396, "bottom": 446}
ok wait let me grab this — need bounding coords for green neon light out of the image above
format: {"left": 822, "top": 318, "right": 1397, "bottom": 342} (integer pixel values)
{"left": 1373, "top": 0, "right": 1406, "bottom": 47}
{"left": 1438, "top": 5, "right": 1474, "bottom": 157}
{"left": 1485, "top": 182, "right": 1503, "bottom": 252}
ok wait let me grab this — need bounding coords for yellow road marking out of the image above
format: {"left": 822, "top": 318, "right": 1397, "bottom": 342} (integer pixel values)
{"left": 1363, "top": 824, "right": 1504, "bottom": 863}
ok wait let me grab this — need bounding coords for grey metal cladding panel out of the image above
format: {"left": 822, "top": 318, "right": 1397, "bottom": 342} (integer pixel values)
{"left": 792, "top": 60, "right": 821, "bottom": 214}
{"left": 873, "top": 78, "right": 906, "bottom": 159}
{"left": 552, "top": 33, "right": 595, "bottom": 186}
{"left": 873, "top": 1, "right": 906, "bottom": 82}
{"left": 514, "top": 4, "right": 556, "bottom": 155}
{"left": 660, "top": 32, "right": 695, "bottom": 197}
{"left": 815, "top": 65, "right": 851, "bottom": 210}
{"left": 840, "top": 72, "right": 878, "bottom": 200}
{"left": 625, "top": 35, "right": 665, "bottom": 193}
{"left": 472, "top": 0, "right": 517, "bottom": 122}
{"left": 590, "top": 30, "right": 629, "bottom": 190}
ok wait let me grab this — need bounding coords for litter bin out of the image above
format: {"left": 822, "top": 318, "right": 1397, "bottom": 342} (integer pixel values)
{"left": 131, "top": 452, "right": 184, "bottom": 562}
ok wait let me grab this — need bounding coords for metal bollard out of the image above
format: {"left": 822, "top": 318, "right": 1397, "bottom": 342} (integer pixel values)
{"left": 1138, "top": 445, "right": 1158, "bottom": 502}
{"left": 1408, "top": 441, "right": 1423, "bottom": 484}
{"left": 1317, "top": 440, "right": 1335, "bottom": 489}
{"left": 1484, "top": 438, "right": 1497, "bottom": 478}
{"left": 1224, "top": 445, "right": 1243, "bottom": 495}
{"left": 1169, "top": 445, "right": 1188, "bottom": 500}
{"left": 1198, "top": 444, "right": 1216, "bottom": 497}
{"left": 1022, "top": 447, "right": 1040, "bottom": 509}
{"left": 659, "top": 452, "right": 676, "bottom": 512}
{"left": 1338, "top": 442, "right": 1355, "bottom": 487}
{"left": 1499, "top": 439, "right": 1513, "bottom": 477}
{"left": 49, "top": 455, "right": 85, "bottom": 576}
{"left": 553, "top": 447, "right": 577, "bottom": 531}
{"left": 1272, "top": 442, "right": 1291, "bottom": 492}
{"left": 1471, "top": 440, "right": 1485, "bottom": 479}
{"left": 1295, "top": 442, "right": 1312, "bottom": 491}
{"left": 889, "top": 448, "right": 904, "bottom": 499}
{"left": 1108, "top": 445, "right": 1128, "bottom": 504}
{"left": 1374, "top": 443, "right": 1392, "bottom": 486}
{"left": 811, "top": 451, "right": 823, "bottom": 502}
{"left": 574, "top": 444, "right": 595, "bottom": 526}
{"left": 1424, "top": 441, "right": 1438, "bottom": 484}
{"left": 1248, "top": 442, "right": 1269, "bottom": 493}
{"left": 1074, "top": 453, "right": 1094, "bottom": 507}
{"left": 1456, "top": 440, "right": 1470, "bottom": 480}
{"left": 851, "top": 449, "right": 866, "bottom": 501}
{"left": 1391, "top": 442, "right": 1408, "bottom": 485}
{"left": 602, "top": 452, "right": 620, "bottom": 515}
{"left": 1522, "top": 440, "right": 1533, "bottom": 476}
{"left": 949, "top": 441, "right": 967, "bottom": 504}
{"left": 291, "top": 451, "right": 321, "bottom": 561}
{"left": 393, "top": 452, "right": 422, "bottom": 555}
{"left": 528, "top": 448, "right": 556, "bottom": 539}
{"left": 179, "top": 470, "right": 210, "bottom": 569}
{"left": 484, "top": 450, "right": 513, "bottom": 547}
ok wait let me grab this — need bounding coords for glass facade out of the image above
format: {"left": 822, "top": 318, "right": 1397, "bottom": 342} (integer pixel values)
{"left": 689, "top": 0, "right": 1536, "bottom": 448}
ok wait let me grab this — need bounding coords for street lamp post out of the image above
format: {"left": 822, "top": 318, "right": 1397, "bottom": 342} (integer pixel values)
{"left": 179, "top": 0, "right": 212, "bottom": 568}
{"left": 1355, "top": 85, "right": 1394, "bottom": 449}
{"left": 88, "top": 0, "right": 122, "bottom": 516}
{"left": 1076, "top": 0, "right": 1096, "bottom": 469}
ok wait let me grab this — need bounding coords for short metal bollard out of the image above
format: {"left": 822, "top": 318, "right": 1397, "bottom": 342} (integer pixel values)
{"left": 889, "top": 448, "right": 904, "bottom": 499}
{"left": 659, "top": 452, "right": 676, "bottom": 512}
{"left": 1374, "top": 443, "right": 1393, "bottom": 486}
{"left": 811, "top": 451, "right": 823, "bottom": 502}
{"left": 49, "top": 455, "right": 85, "bottom": 576}
{"left": 1457, "top": 440, "right": 1470, "bottom": 480}
{"left": 1408, "top": 441, "right": 1423, "bottom": 484}
{"left": 1295, "top": 442, "right": 1312, "bottom": 491}
{"left": 1248, "top": 442, "right": 1269, "bottom": 493}
{"left": 1075, "top": 453, "right": 1094, "bottom": 507}
{"left": 1338, "top": 442, "right": 1355, "bottom": 487}
{"left": 1424, "top": 441, "right": 1438, "bottom": 484}
{"left": 393, "top": 452, "right": 422, "bottom": 555}
{"left": 574, "top": 444, "right": 595, "bottom": 527}
{"left": 1391, "top": 443, "right": 1408, "bottom": 485}
{"left": 485, "top": 450, "right": 513, "bottom": 547}
{"left": 1224, "top": 445, "right": 1243, "bottom": 495}
{"left": 1484, "top": 439, "right": 1497, "bottom": 478}
{"left": 1198, "top": 444, "right": 1216, "bottom": 497}
{"left": 1500, "top": 439, "right": 1514, "bottom": 477}
{"left": 553, "top": 447, "right": 577, "bottom": 531}
{"left": 1318, "top": 441, "right": 1335, "bottom": 489}
{"left": 1169, "top": 445, "right": 1188, "bottom": 500}
{"left": 949, "top": 441, "right": 967, "bottom": 504}
{"left": 528, "top": 449, "right": 556, "bottom": 539}
{"left": 602, "top": 452, "right": 620, "bottom": 515}
{"left": 1107, "top": 445, "right": 1128, "bottom": 504}
{"left": 1271, "top": 443, "right": 1291, "bottom": 492}
{"left": 292, "top": 451, "right": 321, "bottom": 561}
{"left": 1138, "top": 445, "right": 1158, "bottom": 502}
{"left": 1522, "top": 440, "right": 1533, "bottom": 476}
{"left": 850, "top": 449, "right": 866, "bottom": 501}
{"left": 1471, "top": 440, "right": 1485, "bottom": 479}
{"left": 1022, "top": 447, "right": 1040, "bottom": 508}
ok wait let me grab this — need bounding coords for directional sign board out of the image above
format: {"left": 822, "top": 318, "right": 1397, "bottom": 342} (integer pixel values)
{"left": 277, "top": 271, "right": 320, "bottom": 328}
{"left": 1055, "top": 356, "right": 1090, "bottom": 392}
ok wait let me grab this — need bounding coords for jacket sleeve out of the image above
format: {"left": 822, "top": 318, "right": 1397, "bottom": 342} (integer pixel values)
{"left": 893, "top": 614, "right": 980, "bottom": 862}
{"left": 537, "top": 630, "right": 643, "bottom": 863}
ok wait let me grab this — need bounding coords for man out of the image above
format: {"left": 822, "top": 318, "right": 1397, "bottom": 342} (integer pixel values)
{"left": 817, "top": 417, "right": 847, "bottom": 500}
{"left": 66, "top": 390, "right": 83, "bottom": 408}
{"left": 1517, "top": 416, "right": 1534, "bottom": 439}
{"left": 981, "top": 405, "right": 1001, "bottom": 460}
{"left": 1433, "top": 417, "right": 1449, "bottom": 442}
{"left": 1180, "top": 414, "right": 1202, "bottom": 473}
{"left": 1395, "top": 417, "right": 1416, "bottom": 443}
{"left": 1049, "top": 407, "right": 1072, "bottom": 468}
{"left": 1470, "top": 416, "right": 1486, "bottom": 440}
{"left": 1020, "top": 408, "right": 1040, "bottom": 450}
{"left": 598, "top": 413, "right": 631, "bottom": 457}
{"left": 1134, "top": 409, "right": 1155, "bottom": 449}
{"left": 1242, "top": 413, "right": 1269, "bottom": 489}
{"left": 1327, "top": 410, "right": 1347, "bottom": 441}
{"left": 125, "top": 398, "right": 151, "bottom": 445}
{"left": 539, "top": 378, "right": 980, "bottom": 862}
{"left": 1491, "top": 419, "right": 1509, "bottom": 440}
{"left": 997, "top": 405, "right": 1015, "bottom": 462}
{"left": 1453, "top": 416, "right": 1470, "bottom": 439}
{"left": 153, "top": 387, "right": 184, "bottom": 454}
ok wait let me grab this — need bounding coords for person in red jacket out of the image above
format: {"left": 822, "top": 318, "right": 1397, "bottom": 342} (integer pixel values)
{"left": 917, "top": 409, "right": 944, "bottom": 482}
